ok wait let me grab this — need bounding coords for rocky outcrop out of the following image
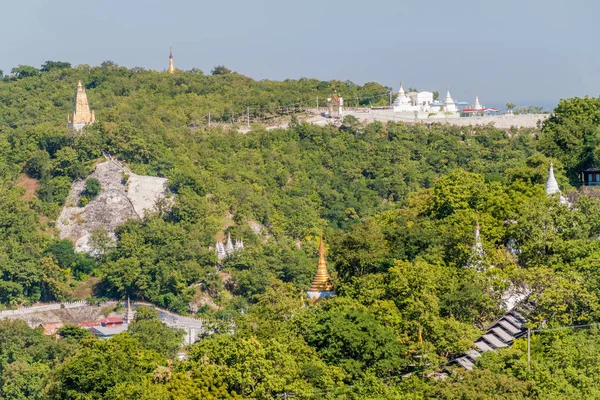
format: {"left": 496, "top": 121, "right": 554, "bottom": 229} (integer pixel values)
{"left": 56, "top": 160, "right": 168, "bottom": 253}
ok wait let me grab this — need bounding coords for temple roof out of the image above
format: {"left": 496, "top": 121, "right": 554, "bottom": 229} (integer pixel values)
{"left": 308, "top": 237, "right": 334, "bottom": 293}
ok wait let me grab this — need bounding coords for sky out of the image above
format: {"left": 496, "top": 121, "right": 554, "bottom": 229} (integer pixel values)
{"left": 0, "top": 0, "right": 597, "bottom": 108}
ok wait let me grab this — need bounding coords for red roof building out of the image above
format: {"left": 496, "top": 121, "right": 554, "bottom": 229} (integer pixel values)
{"left": 460, "top": 95, "right": 499, "bottom": 116}
{"left": 99, "top": 317, "right": 124, "bottom": 327}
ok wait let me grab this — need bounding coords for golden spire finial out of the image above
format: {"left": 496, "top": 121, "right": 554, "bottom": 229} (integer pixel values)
{"left": 318, "top": 235, "right": 326, "bottom": 264}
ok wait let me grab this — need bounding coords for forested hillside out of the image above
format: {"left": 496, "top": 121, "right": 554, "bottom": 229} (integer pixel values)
{"left": 1, "top": 62, "right": 600, "bottom": 398}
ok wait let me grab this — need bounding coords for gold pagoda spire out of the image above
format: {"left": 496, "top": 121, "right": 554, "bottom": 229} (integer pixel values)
{"left": 67, "top": 81, "right": 95, "bottom": 131}
{"left": 307, "top": 236, "right": 334, "bottom": 298}
{"left": 168, "top": 48, "right": 175, "bottom": 74}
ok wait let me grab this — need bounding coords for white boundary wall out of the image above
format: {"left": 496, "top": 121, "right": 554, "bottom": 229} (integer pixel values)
{"left": 0, "top": 300, "right": 208, "bottom": 344}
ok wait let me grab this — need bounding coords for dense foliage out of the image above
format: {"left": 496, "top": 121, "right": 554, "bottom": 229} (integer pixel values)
{"left": 1, "top": 62, "right": 600, "bottom": 398}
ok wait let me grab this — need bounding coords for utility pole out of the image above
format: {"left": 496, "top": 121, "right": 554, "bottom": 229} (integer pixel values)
{"left": 527, "top": 328, "right": 531, "bottom": 371}
{"left": 389, "top": 90, "right": 392, "bottom": 107}
{"left": 208, "top": 112, "right": 211, "bottom": 127}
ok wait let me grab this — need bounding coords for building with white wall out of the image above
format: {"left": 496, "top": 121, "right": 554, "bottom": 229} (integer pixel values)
{"left": 393, "top": 83, "right": 460, "bottom": 118}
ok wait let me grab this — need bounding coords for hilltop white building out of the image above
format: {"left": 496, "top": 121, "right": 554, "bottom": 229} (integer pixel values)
{"left": 392, "top": 83, "right": 460, "bottom": 117}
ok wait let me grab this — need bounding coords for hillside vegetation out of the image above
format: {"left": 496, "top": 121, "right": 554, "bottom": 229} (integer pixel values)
{"left": 0, "top": 62, "right": 600, "bottom": 398}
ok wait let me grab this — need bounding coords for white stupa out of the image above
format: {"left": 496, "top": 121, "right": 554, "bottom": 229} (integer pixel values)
{"left": 393, "top": 82, "right": 412, "bottom": 111}
{"left": 473, "top": 95, "right": 482, "bottom": 110}
{"left": 473, "top": 222, "right": 484, "bottom": 259}
{"left": 467, "top": 220, "right": 485, "bottom": 271}
{"left": 546, "top": 162, "right": 561, "bottom": 196}
{"left": 443, "top": 88, "right": 457, "bottom": 112}
{"left": 546, "top": 162, "right": 569, "bottom": 205}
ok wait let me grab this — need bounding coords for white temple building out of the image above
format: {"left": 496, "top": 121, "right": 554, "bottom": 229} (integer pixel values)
{"left": 216, "top": 233, "right": 244, "bottom": 261}
{"left": 392, "top": 83, "right": 460, "bottom": 118}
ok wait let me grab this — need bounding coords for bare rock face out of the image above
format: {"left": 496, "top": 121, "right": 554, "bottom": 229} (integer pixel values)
{"left": 56, "top": 160, "right": 168, "bottom": 253}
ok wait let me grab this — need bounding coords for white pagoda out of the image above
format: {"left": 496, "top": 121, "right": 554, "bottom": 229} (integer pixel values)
{"left": 443, "top": 88, "right": 458, "bottom": 113}
{"left": 392, "top": 82, "right": 459, "bottom": 117}
{"left": 216, "top": 232, "right": 244, "bottom": 261}
{"left": 546, "top": 162, "right": 568, "bottom": 205}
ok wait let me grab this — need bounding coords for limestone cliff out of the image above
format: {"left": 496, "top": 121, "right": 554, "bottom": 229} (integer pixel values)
{"left": 56, "top": 159, "right": 168, "bottom": 253}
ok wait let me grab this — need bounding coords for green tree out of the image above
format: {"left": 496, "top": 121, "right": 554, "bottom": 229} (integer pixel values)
{"left": 84, "top": 178, "right": 101, "bottom": 198}
{"left": 188, "top": 334, "right": 344, "bottom": 399}
{"left": 56, "top": 325, "right": 93, "bottom": 342}
{"left": 40, "top": 61, "right": 72, "bottom": 72}
{"left": 25, "top": 151, "right": 51, "bottom": 179}
{"left": 128, "top": 306, "right": 185, "bottom": 359}
{"left": 305, "top": 303, "right": 408, "bottom": 380}
{"left": 539, "top": 96, "right": 600, "bottom": 181}
{"left": 0, "top": 361, "right": 50, "bottom": 400}
{"left": 89, "top": 226, "right": 115, "bottom": 257}
{"left": 10, "top": 65, "right": 40, "bottom": 78}
{"left": 44, "top": 334, "right": 163, "bottom": 400}
{"left": 211, "top": 65, "right": 232, "bottom": 75}
{"left": 111, "top": 367, "right": 243, "bottom": 399}
{"left": 331, "top": 220, "right": 391, "bottom": 281}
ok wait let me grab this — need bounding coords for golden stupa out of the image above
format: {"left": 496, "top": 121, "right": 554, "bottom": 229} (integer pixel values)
{"left": 67, "top": 81, "right": 95, "bottom": 131}
{"left": 168, "top": 48, "right": 175, "bottom": 74}
{"left": 307, "top": 236, "right": 334, "bottom": 299}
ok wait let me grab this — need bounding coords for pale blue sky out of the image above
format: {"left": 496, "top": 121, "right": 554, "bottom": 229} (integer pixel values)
{"left": 1, "top": 0, "right": 596, "bottom": 107}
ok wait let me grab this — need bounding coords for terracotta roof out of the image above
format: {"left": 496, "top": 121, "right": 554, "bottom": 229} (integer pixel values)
{"left": 39, "top": 322, "right": 64, "bottom": 336}
{"left": 78, "top": 321, "right": 100, "bottom": 327}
